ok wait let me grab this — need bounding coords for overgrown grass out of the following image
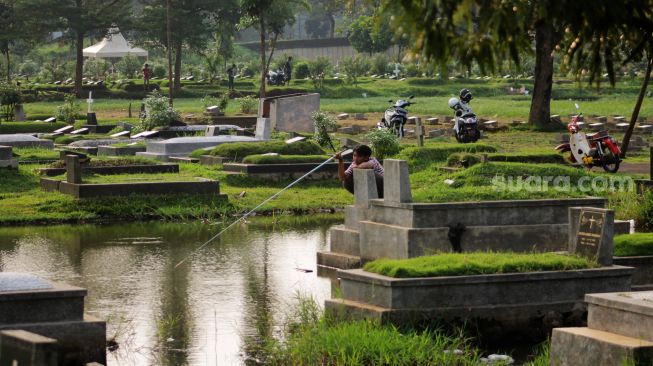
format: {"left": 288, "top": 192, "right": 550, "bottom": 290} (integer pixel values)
{"left": 241, "top": 154, "right": 331, "bottom": 164}
{"left": 363, "top": 252, "right": 598, "bottom": 278}
{"left": 614, "top": 233, "right": 653, "bottom": 257}
{"left": 47, "top": 156, "right": 159, "bottom": 168}
{"left": 262, "top": 297, "right": 482, "bottom": 366}
{"left": 12, "top": 148, "right": 59, "bottom": 161}
{"left": 196, "top": 140, "right": 325, "bottom": 161}
{"left": 397, "top": 143, "right": 498, "bottom": 170}
{"left": 447, "top": 152, "right": 566, "bottom": 167}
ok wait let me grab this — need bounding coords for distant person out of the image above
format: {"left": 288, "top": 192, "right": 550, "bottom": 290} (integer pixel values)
{"left": 142, "top": 63, "right": 152, "bottom": 90}
{"left": 283, "top": 56, "right": 293, "bottom": 86}
{"left": 227, "top": 63, "right": 236, "bottom": 90}
{"left": 335, "top": 144, "right": 384, "bottom": 198}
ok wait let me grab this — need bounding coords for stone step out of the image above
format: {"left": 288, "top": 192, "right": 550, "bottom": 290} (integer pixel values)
{"left": 324, "top": 298, "right": 388, "bottom": 322}
{"left": 586, "top": 291, "right": 653, "bottom": 342}
{"left": 0, "top": 279, "right": 86, "bottom": 324}
{"left": 329, "top": 226, "right": 360, "bottom": 256}
{"left": 316, "top": 251, "right": 361, "bottom": 270}
{"left": 551, "top": 327, "right": 653, "bottom": 366}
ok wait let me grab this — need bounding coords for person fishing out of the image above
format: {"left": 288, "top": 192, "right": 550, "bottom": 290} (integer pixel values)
{"left": 335, "top": 144, "right": 384, "bottom": 198}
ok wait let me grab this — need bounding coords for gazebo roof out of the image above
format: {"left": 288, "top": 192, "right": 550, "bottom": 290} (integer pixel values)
{"left": 83, "top": 28, "right": 148, "bottom": 58}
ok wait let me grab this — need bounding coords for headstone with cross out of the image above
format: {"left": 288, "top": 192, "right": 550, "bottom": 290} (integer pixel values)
{"left": 568, "top": 207, "right": 614, "bottom": 266}
{"left": 86, "top": 91, "right": 97, "bottom": 125}
{"left": 393, "top": 64, "right": 401, "bottom": 79}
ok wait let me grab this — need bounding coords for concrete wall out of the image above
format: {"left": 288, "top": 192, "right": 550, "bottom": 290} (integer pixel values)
{"left": 262, "top": 93, "right": 320, "bottom": 133}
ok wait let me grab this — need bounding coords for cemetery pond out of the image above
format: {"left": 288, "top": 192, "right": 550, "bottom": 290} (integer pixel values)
{"left": 0, "top": 220, "right": 335, "bottom": 365}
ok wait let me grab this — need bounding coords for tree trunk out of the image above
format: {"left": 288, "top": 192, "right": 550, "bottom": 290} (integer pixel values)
{"left": 5, "top": 50, "right": 10, "bottom": 83}
{"left": 259, "top": 14, "right": 267, "bottom": 99}
{"left": 173, "top": 40, "right": 182, "bottom": 94}
{"left": 75, "top": 30, "right": 84, "bottom": 97}
{"left": 328, "top": 13, "right": 335, "bottom": 38}
{"left": 166, "top": 0, "right": 173, "bottom": 105}
{"left": 621, "top": 57, "right": 653, "bottom": 158}
{"left": 528, "top": 19, "right": 555, "bottom": 130}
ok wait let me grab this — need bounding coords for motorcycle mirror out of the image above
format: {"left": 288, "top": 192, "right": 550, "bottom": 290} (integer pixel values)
{"left": 574, "top": 103, "right": 580, "bottom": 110}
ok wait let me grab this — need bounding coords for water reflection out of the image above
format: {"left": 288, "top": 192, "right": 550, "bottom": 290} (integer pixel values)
{"left": 0, "top": 220, "right": 335, "bottom": 365}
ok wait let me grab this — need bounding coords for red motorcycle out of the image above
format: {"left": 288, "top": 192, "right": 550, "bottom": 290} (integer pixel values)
{"left": 555, "top": 107, "right": 621, "bottom": 173}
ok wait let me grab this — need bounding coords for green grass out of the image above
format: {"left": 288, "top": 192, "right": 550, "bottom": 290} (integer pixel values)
{"left": 241, "top": 154, "right": 331, "bottom": 164}
{"left": 397, "top": 143, "right": 498, "bottom": 170}
{"left": 363, "top": 252, "right": 598, "bottom": 278}
{"left": 0, "top": 122, "right": 67, "bottom": 133}
{"left": 614, "top": 233, "right": 653, "bottom": 257}
{"left": 12, "top": 148, "right": 60, "bottom": 161}
{"left": 47, "top": 156, "right": 160, "bottom": 168}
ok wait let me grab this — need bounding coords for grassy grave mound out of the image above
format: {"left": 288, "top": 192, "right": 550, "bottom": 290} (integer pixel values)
{"left": 398, "top": 144, "right": 497, "bottom": 170}
{"left": 48, "top": 156, "right": 159, "bottom": 168}
{"left": 447, "top": 162, "right": 589, "bottom": 187}
{"left": 447, "top": 152, "right": 566, "bottom": 168}
{"left": 0, "top": 122, "right": 68, "bottom": 134}
{"left": 192, "top": 140, "right": 325, "bottom": 161}
{"left": 109, "top": 141, "right": 146, "bottom": 148}
{"left": 363, "top": 252, "right": 597, "bottom": 278}
{"left": 13, "top": 148, "right": 59, "bottom": 161}
{"left": 614, "top": 233, "right": 653, "bottom": 257}
{"left": 241, "top": 154, "right": 331, "bottom": 164}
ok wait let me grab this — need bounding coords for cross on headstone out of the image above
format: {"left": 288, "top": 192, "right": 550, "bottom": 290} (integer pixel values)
{"left": 393, "top": 64, "right": 401, "bottom": 79}
{"left": 568, "top": 207, "right": 614, "bottom": 266}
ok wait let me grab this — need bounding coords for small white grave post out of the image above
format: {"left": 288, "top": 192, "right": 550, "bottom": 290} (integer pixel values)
{"left": 393, "top": 63, "right": 401, "bottom": 79}
{"left": 86, "top": 91, "right": 93, "bottom": 114}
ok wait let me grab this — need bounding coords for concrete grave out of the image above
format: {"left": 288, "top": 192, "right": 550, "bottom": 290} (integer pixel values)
{"left": 551, "top": 291, "right": 653, "bottom": 366}
{"left": 14, "top": 104, "right": 25, "bottom": 121}
{"left": 131, "top": 130, "right": 159, "bottom": 139}
{"left": 137, "top": 135, "right": 261, "bottom": 161}
{"left": 206, "top": 105, "right": 224, "bottom": 116}
{"left": 428, "top": 129, "right": 444, "bottom": 138}
{"left": 0, "top": 329, "right": 58, "bottom": 365}
{"left": 637, "top": 125, "right": 653, "bottom": 134}
{"left": 285, "top": 136, "right": 306, "bottom": 144}
{"left": 338, "top": 113, "right": 349, "bottom": 120}
{"left": 0, "top": 273, "right": 106, "bottom": 365}
{"left": 407, "top": 116, "right": 420, "bottom": 124}
{"left": 54, "top": 125, "right": 74, "bottom": 134}
{"left": 426, "top": 117, "right": 439, "bottom": 125}
{"left": 44, "top": 117, "right": 56, "bottom": 123}
{"left": 70, "top": 128, "right": 89, "bottom": 135}
{"left": 415, "top": 120, "right": 425, "bottom": 147}
{"left": 255, "top": 118, "right": 272, "bottom": 140}
{"left": 340, "top": 137, "right": 362, "bottom": 149}
{"left": 97, "top": 144, "right": 146, "bottom": 156}
{"left": 354, "top": 169, "right": 379, "bottom": 208}
{"left": 0, "top": 134, "right": 54, "bottom": 149}
{"left": 569, "top": 207, "right": 614, "bottom": 266}
{"left": 110, "top": 130, "right": 130, "bottom": 138}
{"left": 0, "top": 146, "right": 18, "bottom": 168}
{"left": 260, "top": 93, "right": 319, "bottom": 133}
{"left": 383, "top": 159, "right": 412, "bottom": 204}
{"left": 354, "top": 113, "right": 366, "bottom": 120}
{"left": 597, "top": 116, "right": 608, "bottom": 123}
{"left": 616, "top": 123, "right": 630, "bottom": 131}
{"left": 205, "top": 125, "right": 245, "bottom": 137}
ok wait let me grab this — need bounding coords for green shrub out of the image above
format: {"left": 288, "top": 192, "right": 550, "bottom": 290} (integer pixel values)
{"left": 219, "top": 94, "right": 229, "bottom": 111}
{"left": 205, "top": 140, "right": 324, "bottom": 161}
{"left": 236, "top": 95, "right": 257, "bottom": 114}
{"left": 201, "top": 94, "right": 220, "bottom": 109}
{"left": 635, "top": 191, "right": 653, "bottom": 231}
{"left": 140, "top": 90, "right": 180, "bottom": 130}
{"left": 0, "top": 83, "right": 23, "bottom": 121}
{"left": 153, "top": 64, "right": 167, "bottom": 78}
{"left": 55, "top": 94, "right": 81, "bottom": 123}
{"left": 364, "top": 252, "right": 597, "bottom": 278}
{"left": 399, "top": 144, "right": 497, "bottom": 170}
{"left": 0, "top": 122, "right": 67, "bottom": 134}
{"left": 312, "top": 111, "right": 337, "bottom": 149}
{"left": 341, "top": 55, "right": 369, "bottom": 85}
{"left": 446, "top": 152, "right": 565, "bottom": 167}
{"left": 614, "top": 233, "right": 653, "bottom": 257}
{"left": 308, "top": 56, "right": 331, "bottom": 89}
{"left": 365, "top": 128, "right": 401, "bottom": 160}
{"left": 115, "top": 55, "right": 141, "bottom": 79}
{"left": 294, "top": 61, "right": 310, "bottom": 79}
{"left": 242, "top": 154, "right": 331, "bottom": 164}
{"left": 446, "top": 153, "right": 482, "bottom": 167}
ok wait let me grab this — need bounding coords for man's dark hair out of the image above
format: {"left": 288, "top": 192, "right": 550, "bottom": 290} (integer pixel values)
{"left": 353, "top": 144, "right": 372, "bottom": 157}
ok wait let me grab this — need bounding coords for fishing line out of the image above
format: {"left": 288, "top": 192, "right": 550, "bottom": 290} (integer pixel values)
{"left": 174, "top": 148, "right": 354, "bottom": 269}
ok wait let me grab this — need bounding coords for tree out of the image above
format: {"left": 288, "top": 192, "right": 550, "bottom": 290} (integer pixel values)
{"left": 341, "top": 55, "right": 368, "bottom": 85}
{"left": 240, "top": 0, "right": 307, "bottom": 98}
{"left": 348, "top": 15, "right": 393, "bottom": 56}
{"left": 136, "top": 0, "right": 238, "bottom": 95}
{"left": 22, "top": 0, "right": 132, "bottom": 96}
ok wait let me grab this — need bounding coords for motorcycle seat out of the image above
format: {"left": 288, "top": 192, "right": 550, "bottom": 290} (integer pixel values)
{"left": 586, "top": 130, "right": 609, "bottom": 140}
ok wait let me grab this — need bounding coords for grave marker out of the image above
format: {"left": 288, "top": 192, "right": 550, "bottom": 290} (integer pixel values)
{"left": 110, "top": 131, "right": 130, "bottom": 138}
{"left": 285, "top": 136, "right": 306, "bottom": 144}
{"left": 65, "top": 155, "right": 82, "bottom": 184}
{"left": 426, "top": 117, "right": 439, "bottom": 125}
{"left": 130, "top": 130, "right": 159, "bottom": 139}
{"left": 86, "top": 91, "right": 97, "bottom": 125}
{"left": 415, "top": 119, "right": 425, "bottom": 147}
{"left": 44, "top": 117, "right": 56, "bottom": 123}
{"left": 569, "top": 207, "right": 614, "bottom": 266}
{"left": 54, "top": 126, "right": 74, "bottom": 134}
{"left": 255, "top": 117, "right": 272, "bottom": 140}
{"left": 70, "top": 128, "right": 89, "bottom": 135}
{"left": 383, "top": 159, "right": 412, "bottom": 204}
{"left": 0, "top": 329, "right": 58, "bottom": 366}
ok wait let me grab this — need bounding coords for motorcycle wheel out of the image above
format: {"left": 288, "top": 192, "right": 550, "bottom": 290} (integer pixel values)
{"left": 601, "top": 150, "right": 620, "bottom": 173}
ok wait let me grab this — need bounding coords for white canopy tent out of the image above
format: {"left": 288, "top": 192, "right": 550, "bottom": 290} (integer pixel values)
{"left": 83, "top": 28, "right": 148, "bottom": 58}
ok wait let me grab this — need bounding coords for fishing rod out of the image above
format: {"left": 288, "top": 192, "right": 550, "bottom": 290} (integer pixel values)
{"left": 174, "top": 148, "right": 354, "bottom": 269}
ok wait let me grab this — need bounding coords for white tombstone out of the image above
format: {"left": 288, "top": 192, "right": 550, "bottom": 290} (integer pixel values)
{"left": 383, "top": 159, "right": 412, "bottom": 204}
{"left": 393, "top": 63, "right": 401, "bottom": 79}
{"left": 255, "top": 118, "right": 272, "bottom": 140}
{"left": 86, "top": 91, "right": 93, "bottom": 114}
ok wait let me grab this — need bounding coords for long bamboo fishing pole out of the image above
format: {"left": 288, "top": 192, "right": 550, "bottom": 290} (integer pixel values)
{"left": 174, "top": 149, "right": 353, "bottom": 269}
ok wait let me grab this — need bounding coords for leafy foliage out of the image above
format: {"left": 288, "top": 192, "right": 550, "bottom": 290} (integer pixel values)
{"left": 308, "top": 56, "right": 331, "bottom": 89}
{"left": 236, "top": 95, "right": 257, "bottom": 114}
{"left": 348, "top": 15, "right": 394, "bottom": 55}
{"left": 140, "top": 90, "right": 180, "bottom": 130}
{"left": 312, "top": 111, "right": 337, "bottom": 149}
{"left": 0, "top": 83, "right": 22, "bottom": 121}
{"left": 115, "top": 55, "right": 141, "bottom": 79}
{"left": 55, "top": 93, "right": 80, "bottom": 123}
{"left": 341, "top": 55, "right": 369, "bottom": 85}
{"left": 365, "top": 128, "right": 401, "bottom": 160}
{"left": 204, "top": 140, "right": 324, "bottom": 161}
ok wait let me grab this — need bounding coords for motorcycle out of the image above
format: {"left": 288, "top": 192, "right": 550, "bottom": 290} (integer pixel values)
{"left": 555, "top": 104, "right": 622, "bottom": 173}
{"left": 379, "top": 95, "right": 414, "bottom": 138}
{"left": 266, "top": 69, "right": 286, "bottom": 86}
{"left": 447, "top": 97, "right": 480, "bottom": 143}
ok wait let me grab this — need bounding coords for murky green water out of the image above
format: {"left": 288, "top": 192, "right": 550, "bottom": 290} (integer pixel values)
{"left": 0, "top": 220, "right": 336, "bottom": 365}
